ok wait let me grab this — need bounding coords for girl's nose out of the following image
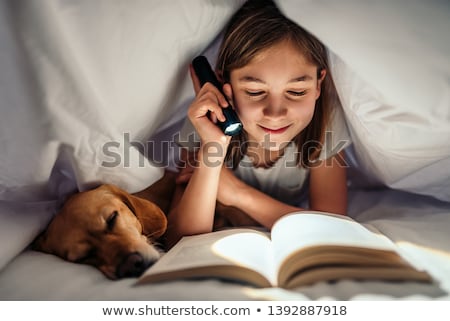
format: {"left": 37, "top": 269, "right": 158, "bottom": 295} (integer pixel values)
{"left": 263, "top": 96, "right": 287, "bottom": 119}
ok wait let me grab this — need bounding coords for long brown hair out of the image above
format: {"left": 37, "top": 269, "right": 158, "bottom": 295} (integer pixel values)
{"left": 217, "top": 0, "right": 338, "bottom": 168}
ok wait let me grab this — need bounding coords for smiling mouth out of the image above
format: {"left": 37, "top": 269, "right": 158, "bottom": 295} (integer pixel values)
{"left": 259, "top": 125, "right": 291, "bottom": 134}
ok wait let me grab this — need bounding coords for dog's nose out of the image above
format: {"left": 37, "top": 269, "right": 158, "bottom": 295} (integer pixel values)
{"left": 116, "top": 253, "right": 153, "bottom": 278}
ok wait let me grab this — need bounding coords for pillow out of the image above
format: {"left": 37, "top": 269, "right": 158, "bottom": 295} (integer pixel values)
{"left": 277, "top": 0, "right": 450, "bottom": 201}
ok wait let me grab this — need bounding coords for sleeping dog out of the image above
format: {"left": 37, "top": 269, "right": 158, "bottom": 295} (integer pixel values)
{"left": 33, "top": 172, "right": 175, "bottom": 280}
{"left": 34, "top": 170, "right": 258, "bottom": 279}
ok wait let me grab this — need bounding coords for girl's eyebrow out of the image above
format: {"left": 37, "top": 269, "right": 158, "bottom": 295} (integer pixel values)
{"left": 238, "top": 76, "right": 266, "bottom": 83}
{"left": 289, "top": 75, "right": 313, "bottom": 82}
{"left": 238, "top": 75, "right": 313, "bottom": 83}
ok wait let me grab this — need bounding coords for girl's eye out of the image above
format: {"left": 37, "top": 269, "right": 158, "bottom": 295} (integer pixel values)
{"left": 245, "top": 90, "right": 265, "bottom": 97}
{"left": 287, "top": 90, "right": 307, "bottom": 97}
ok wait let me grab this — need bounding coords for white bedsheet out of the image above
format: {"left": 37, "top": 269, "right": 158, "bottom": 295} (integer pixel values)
{"left": 1, "top": 188, "right": 449, "bottom": 300}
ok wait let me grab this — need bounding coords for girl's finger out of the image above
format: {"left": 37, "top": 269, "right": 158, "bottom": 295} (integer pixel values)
{"left": 217, "top": 90, "right": 229, "bottom": 108}
{"left": 195, "top": 90, "right": 227, "bottom": 122}
{"left": 209, "top": 104, "right": 226, "bottom": 123}
{"left": 210, "top": 112, "right": 218, "bottom": 124}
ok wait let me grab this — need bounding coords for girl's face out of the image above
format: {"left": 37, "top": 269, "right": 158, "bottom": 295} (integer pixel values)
{"left": 227, "top": 40, "right": 325, "bottom": 151}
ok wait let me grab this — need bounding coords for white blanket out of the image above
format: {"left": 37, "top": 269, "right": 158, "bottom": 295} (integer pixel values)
{"left": 1, "top": 188, "right": 449, "bottom": 300}
{"left": 0, "top": 0, "right": 449, "bottom": 300}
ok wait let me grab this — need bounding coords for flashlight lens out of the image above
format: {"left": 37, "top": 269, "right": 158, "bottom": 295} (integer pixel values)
{"left": 224, "top": 123, "right": 243, "bottom": 136}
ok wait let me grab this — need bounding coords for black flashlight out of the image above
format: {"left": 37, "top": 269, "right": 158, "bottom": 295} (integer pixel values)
{"left": 192, "top": 56, "right": 243, "bottom": 136}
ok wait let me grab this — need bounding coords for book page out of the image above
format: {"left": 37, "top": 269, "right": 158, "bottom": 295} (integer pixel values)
{"left": 270, "top": 212, "right": 397, "bottom": 269}
{"left": 140, "top": 228, "right": 277, "bottom": 285}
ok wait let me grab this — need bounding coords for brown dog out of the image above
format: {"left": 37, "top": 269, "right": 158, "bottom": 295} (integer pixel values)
{"left": 33, "top": 172, "right": 175, "bottom": 280}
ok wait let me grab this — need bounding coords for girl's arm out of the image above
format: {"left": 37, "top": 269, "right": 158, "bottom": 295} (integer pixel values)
{"left": 217, "top": 169, "right": 301, "bottom": 229}
{"left": 167, "top": 149, "right": 347, "bottom": 247}
{"left": 165, "top": 65, "right": 231, "bottom": 248}
{"left": 165, "top": 146, "right": 225, "bottom": 248}
{"left": 216, "top": 150, "right": 348, "bottom": 229}
{"left": 309, "top": 150, "right": 348, "bottom": 215}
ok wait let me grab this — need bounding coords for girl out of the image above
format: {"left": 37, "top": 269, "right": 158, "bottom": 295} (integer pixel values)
{"left": 166, "top": 0, "right": 350, "bottom": 247}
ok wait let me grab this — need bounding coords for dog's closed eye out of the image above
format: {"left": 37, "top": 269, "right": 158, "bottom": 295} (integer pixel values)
{"left": 106, "top": 211, "right": 118, "bottom": 231}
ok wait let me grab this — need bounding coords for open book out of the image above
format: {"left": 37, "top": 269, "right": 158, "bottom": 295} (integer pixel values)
{"left": 138, "top": 212, "right": 432, "bottom": 288}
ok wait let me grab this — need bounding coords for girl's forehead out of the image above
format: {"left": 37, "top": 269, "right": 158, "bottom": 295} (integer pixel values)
{"left": 249, "top": 40, "right": 311, "bottom": 66}
{"left": 232, "top": 41, "right": 317, "bottom": 78}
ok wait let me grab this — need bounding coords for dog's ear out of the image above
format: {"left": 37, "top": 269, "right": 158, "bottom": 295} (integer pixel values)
{"left": 106, "top": 185, "right": 167, "bottom": 239}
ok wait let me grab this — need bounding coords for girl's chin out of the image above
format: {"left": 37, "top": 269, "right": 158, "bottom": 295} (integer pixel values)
{"left": 245, "top": 129, "right": 294, "bottom": 149}
{"left": 263, "top": 141, "right": 291, "bottom": 151}
{"left": 250, "top": 135, "right": 292, "bottom": 151}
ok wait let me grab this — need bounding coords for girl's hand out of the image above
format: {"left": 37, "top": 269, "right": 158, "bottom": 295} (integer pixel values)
{"left": 188, "top": 64, "right": 231, "bottom": 147}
